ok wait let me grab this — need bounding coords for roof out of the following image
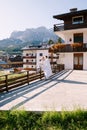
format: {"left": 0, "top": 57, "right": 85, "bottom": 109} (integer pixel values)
{"left": 22, "top": 45, "right": 49, "bottom": 51}
{"left": 0, "top": 61, "right": 7, "bottom": 65}
{"left": 53, "top": 9, "right": 87, "bottom": 20}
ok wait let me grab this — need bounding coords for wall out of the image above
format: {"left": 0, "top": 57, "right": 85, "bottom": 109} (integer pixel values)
{"left": 23, "top": 49, "right": 49, "bottom": 69}
{"left": 83, "top": 52, "right": 87, "bottom": 70}
{"left": 63, "top": 29, "right": 87, "bottom": 44}
{"left": 23, "top": 50, "right": 36, "bottom": 69}
{"left": 57, "top": 53, "right": 73, "bottom": 69}
{"left": 84, "top": 31, "right": 87, "bottom": 43}
{"left": 64, "top": 53, "right": 73, "bottom": 69}
{"left": 57, "top": 53, "right": 65, "bottom": 64}
{"left": 64, "top": 32, "right": 73, "bottom": 44}
{"left": 55, "top": 28, "right": 87, "bottom": 44}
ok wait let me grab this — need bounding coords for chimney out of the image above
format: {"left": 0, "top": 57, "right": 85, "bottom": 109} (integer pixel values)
{"left": 70, "top": 8, "right": 77, "bottom": 12}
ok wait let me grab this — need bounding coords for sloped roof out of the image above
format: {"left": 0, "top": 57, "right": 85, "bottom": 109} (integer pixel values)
{"left": 0, "top": 61, "right": 7, "bottom": 64}
{"left": 53, "top": 9, "right": 87, "bottom": 20}
{"left": 22, "top": 45, "right": 49, "bottom": 50}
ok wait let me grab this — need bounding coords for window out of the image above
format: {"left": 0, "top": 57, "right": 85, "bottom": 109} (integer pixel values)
{"left": 74, "top": 33, "right": 83, "bottom": 43}
{"left": 39, "top": 53, "right": 43, "bottom": 56}
{"left": 72, "top": 16, "right": 84, "bottom": 24}
{"left": 26, "top": 53, "right": 28, "bottom": 56}
{"left": 26, "top": 60, "right": 29, "bottom": 63}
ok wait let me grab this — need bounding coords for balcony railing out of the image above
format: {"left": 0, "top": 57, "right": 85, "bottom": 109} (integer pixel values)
{"left": 50, "top": 43, "right": 87, "bottom": 53}
{"left": 23, "top": 62, "right": 36, "bottom": 65}
{"left": 54, "top": 23, "right": 64, "bottom": 31}
{"left": 54, "top": 22, "right": 87, "bottom": 31}
{"left": 23, "top": 56, "right": 36, "bottom": 58}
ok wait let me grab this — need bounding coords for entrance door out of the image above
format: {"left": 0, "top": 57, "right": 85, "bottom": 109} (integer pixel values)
{"left": 74, "top": 53, "right": 83, "bottom": 70}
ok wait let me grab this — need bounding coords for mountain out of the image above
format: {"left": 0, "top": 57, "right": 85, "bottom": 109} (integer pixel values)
{"left": 10, "top": 26, "right": 58, "bottom": 43}
{"left": 0, "top": 26, "right": 58, "bottom": 52}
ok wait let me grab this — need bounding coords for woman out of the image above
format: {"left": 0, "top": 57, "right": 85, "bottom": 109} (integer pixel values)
{"left": 45, "top": 56, "right": 52, "bottom": 78}
{"left": 40, "top": 56, "right": 52, "bottom": 79}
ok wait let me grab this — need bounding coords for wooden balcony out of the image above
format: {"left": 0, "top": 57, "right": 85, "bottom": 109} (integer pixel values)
{"left": 23, "top": 62, "right": 36, "bottom": 65}
{"left": 54, "top": 23, "right": 64, "bottom": 31}
{"left": 50, "top": 43, "right": 87, "bottom": 53}
{"left": 49, "top": 56, "right": 57, "bottom": 59}
{"left": 54, "top": 23, "right": 87, "bottom": 31}
{"left": 50, "top": 61, "right": 56, "bottom": 64}
{"left": 23, "top": 56, "right": 36, "bottom": 59}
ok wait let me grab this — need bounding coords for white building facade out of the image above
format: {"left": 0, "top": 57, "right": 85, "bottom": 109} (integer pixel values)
{"left": 53, "top": 8, "right": 87, "bottom": 70}
{"left": 22, "top": 46, "right": 49, "bottom": 70}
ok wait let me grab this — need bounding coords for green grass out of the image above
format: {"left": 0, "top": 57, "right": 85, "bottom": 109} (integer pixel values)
{"left": 0, "top": 71, "right": 27, "bottom": 81}
{"left": 0, "top": 109, "right": 87, "bottom": 130}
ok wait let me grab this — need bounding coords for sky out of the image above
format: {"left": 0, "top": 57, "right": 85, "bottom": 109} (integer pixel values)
{"left": 0, "top": 0, "right": 87, "bottom": 40}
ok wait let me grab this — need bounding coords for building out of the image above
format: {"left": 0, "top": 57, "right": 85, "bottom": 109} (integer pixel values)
{"left": 22, "top": 45, "right": 49, "bottom": 70}
{"left": 8, "top": 55, "right": 23, "bottom": 68}
{"left": 53, "top": 8, "right": 87, "bottom": 70}
{"left": 0, "top": 51, "right": 8, "bottom": 62}
{"left": 0, "top": 60, "right": 8, "bottom": 69}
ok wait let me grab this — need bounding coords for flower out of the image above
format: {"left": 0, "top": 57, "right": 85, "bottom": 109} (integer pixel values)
{"left": 71, "top": 43, "right": 83, "bottom": 48}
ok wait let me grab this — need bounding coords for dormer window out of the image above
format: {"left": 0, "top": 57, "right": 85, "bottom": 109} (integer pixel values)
{"left": 72, "top": 16, "right": 84, "bottom": 24}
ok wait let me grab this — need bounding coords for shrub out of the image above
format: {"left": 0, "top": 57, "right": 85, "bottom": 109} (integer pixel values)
{"left": 0, "top": 109, "right": 87, "bottom": 130}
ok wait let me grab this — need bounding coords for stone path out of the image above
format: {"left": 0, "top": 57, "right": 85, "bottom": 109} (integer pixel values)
{"left": 0, "top": 70, "right": 87, "bottom": 111}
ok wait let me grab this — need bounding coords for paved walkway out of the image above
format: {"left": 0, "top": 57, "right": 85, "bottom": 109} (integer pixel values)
{"left": 0, "top": 70, "right": 87, "bottom": 111}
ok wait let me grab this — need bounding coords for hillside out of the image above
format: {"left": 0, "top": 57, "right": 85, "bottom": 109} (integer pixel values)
{"left": 10, "top": 26, "right": 58, "bottom": 42}
{"left": 0, "top": 26, "right": 58, "bottom": 52}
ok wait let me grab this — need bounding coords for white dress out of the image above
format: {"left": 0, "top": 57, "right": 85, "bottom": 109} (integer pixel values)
{"left": 45, "top": 58, "right": 52, "bottom": 78}
{"left": 42, "top": 58, "right": 52, "bottom": 79}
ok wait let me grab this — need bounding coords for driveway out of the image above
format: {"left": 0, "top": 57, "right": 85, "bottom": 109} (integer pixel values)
{"left": 0, "top": 70, "right": 87, "bottom": 111}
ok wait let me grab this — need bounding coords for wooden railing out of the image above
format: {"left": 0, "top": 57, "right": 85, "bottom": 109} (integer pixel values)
{"left": 0, "top": 70, "right": 44, "bottom": 93}
{"left": 23, "top": 62, "right": 36, "bottom": 65}
{"left": 50, "top": 43, "right": 87, "bottom": 53}
{"left": 54, "top": 22, "right": 87, "bottom": 31}
{"left": 54, "top": 23, "right": 64, "bottom": 31}
{"left": 23, "top": 56, "right": 36, "bottom": 58}
{"left": 0, "top": 64, "right": 64, "bottom": 93}
{"left": 52, "top": 64, "right": 64, "bottom": 73}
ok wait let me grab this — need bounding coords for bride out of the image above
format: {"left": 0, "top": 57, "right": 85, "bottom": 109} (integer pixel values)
{"left": 39, "top": 56, "right": 52, "bottom": 79}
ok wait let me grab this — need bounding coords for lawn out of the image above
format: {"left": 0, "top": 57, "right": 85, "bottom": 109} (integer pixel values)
{"left": 0, "top": 70, "right": 27, "bottom": 80}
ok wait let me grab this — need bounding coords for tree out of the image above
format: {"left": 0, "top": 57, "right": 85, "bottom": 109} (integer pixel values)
{"left": 58, "top": 37, "right": 62, "bottom": 43}
{"left": 48, "top": 39, "right": 54, "bottom": 45}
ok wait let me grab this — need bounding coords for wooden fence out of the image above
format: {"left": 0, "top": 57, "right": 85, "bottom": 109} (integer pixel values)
{"left": 0, "top": 64, "right": 64, "bottom": 93}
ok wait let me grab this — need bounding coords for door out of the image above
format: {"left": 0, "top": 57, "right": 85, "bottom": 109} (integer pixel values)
{"left": 74, "top": 53, "right": 83, "bottom": 70}
{"left": 74, "top": 33, "right": 83, "bottom": 43}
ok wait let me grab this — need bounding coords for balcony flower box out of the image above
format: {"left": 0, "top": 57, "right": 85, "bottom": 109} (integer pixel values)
{"left": 71, "top": 43, "right": 82, "bottom": 47}
{"left": 71, "top": 43, "right": 83, "bottom": 51}
{"left": 49, "top": 43, "right": 66, "bottom": 53}
{"left": 54, "top": 43, "right": 66, "bottom": 52}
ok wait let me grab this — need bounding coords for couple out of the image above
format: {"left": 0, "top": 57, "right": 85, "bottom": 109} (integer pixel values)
{"left": 39, "top": 56, "right": 52, "bottom": 79}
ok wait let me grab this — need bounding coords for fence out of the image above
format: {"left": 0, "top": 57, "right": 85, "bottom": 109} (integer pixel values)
{"left": 0, "top": 64, "right": 64, "bottom": 93}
